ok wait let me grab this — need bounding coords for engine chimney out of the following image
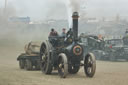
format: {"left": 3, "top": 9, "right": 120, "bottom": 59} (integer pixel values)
{"left": 72, "top": 12, "right": 79, "bottom": 41}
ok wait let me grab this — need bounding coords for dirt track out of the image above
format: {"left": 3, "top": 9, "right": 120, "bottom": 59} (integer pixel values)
{"left": 0, "top": 47, "right": 128, "bottom": 85}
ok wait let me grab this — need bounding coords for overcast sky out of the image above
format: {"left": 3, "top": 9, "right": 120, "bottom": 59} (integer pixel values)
{"left": 0, "top": 0, "right": 128, "bottom": 20}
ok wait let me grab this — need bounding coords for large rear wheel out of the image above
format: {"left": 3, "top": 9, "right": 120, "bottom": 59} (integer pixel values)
{"left": 58, "top": 53, "right": 68, "bottom": 78}
{"left": 40, "top": 41, "right": 53, "bottom": 74}
{"left": 84, "top": 53, "right": 96, "bottom": 77}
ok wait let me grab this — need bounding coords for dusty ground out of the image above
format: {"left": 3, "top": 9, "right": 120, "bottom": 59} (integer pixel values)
{"left": 0, "top": 47, "right": 128, "bottom": 85}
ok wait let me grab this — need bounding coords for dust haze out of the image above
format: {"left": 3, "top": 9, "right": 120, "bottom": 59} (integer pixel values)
{"left": 0, "top": 3, "right": 48, "bottom": 59}
{"left": 0, "top": 0, "right": 85, "bottom": 48}
{"left": 0, "top": 0, "right": 128, "bottom": 85}
{"left": 0, "top": 0, "right": 127, "bottom": 57}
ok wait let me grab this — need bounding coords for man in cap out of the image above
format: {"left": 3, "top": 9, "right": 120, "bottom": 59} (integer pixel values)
{"left": 48, "top": 28, "right": 58, "bottom": 46}
{"left": 49, "top": 28, "right": 58, "bottom": 37}
{"left": 61, "top": 28, "right": 66, "bottom": 37}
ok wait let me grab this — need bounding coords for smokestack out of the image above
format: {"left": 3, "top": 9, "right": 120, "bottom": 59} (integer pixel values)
{"left": 72, "top": 12, "right": 79, "bottom": 41}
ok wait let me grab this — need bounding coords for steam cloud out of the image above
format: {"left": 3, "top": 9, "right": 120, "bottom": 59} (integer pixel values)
{"left": 64, "top": 0, "right": 86, "bottom": 27}
{"left": 0, "top": 0, "right": 85, "bottom": 43}
{"left": 66, "top": 0, "right": 81, "bottom": 12}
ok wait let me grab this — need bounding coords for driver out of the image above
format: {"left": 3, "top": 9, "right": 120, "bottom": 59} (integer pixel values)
{"left": 48, "top": 28, "right": 58, "bottom": 47}
{"left": 49, "top": 28, "right": 58, "bottom": 37}
{"left": 61, "top": 28, "right": 66, "bottom": 38}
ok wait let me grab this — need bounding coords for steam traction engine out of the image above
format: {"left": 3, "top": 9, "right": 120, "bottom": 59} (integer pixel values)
{"left": 40, "top": 12, "right": 96, "bottom": 78}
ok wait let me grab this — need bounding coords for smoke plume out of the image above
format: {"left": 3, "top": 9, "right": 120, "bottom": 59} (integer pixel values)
{"left": 64, "top": 0, "right": 86, "bottom": 27}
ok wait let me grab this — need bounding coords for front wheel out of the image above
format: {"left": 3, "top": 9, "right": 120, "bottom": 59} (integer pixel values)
{"left": 58, "top": 53, "right": 68, "bottom": 78}
{"left": 84, "top": 53, "right": 96, "bottom": 77}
